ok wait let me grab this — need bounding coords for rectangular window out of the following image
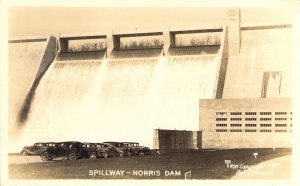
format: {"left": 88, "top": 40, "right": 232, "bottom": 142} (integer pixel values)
{"left": 260, "top": 118, "right": 272, "bottom": 121}
{"left": 275, "top": 118, "right": 287, "bottom": 121}
{"left": 245, "top": 112, "right": 257, "bottom": 115}
{"left": 275, "top": 112, "right": 287, "bottom": 115}
{"left": 230, "top": 129, "right": 242, "bottom": 132}
{"left": 230, "top": 118, "right": 242, "bottom": 121}
{"left": 216, "top": 124, "right": 227, "bottom": 127}
{"left": 245, "top": 129, "right": 257, "bottom": 132}
{"left": 260, "top": 112, "right": 272, "bottom": 115}
{"left": 245, "top": 124, "right": 257, "bottom": 127}
{"left": 216, "top": 112, "right": 227, "bottom": 115}
{"left": 245, "top": 118, "right": 257, "bottom": 121}
{"left": 230, "top": 112, "right": 242, "bottom": 115}
{"left": 260, "top": 124, "right": 272, "bottom": 127}
{"left": 260, "top": 129, "right": 272, "bottom": 132}
{"left": 230, "top": 124, "right": 242, "bottom": 127}
{"left": 275, "top": 124, "right": 287, "bottom": 127}
{"left": 216, "top": 129, "right": 227, "bottom": 132}
{"left": 216, "top": 118, "right": 227, "bottom": 121}
{"left": 290, "top": 124, "right": 292, "bottom": 127}
{"left": 275, "top": 130, "right": 287, "bottom": 132}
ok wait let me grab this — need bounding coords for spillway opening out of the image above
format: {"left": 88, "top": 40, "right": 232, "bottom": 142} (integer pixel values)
{"left": 174, "top": 32, "right": 221, "bottom": 47}
{"left": 119, "top": 35, "right": 164, "bottom": 50}
{"left": 68, "top": 38, "right": 106, "bottom": 52}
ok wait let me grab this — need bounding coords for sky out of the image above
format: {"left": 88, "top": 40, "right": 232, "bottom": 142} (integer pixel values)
{"left": 8, "top": 7, "right": 292, "bottom": 37}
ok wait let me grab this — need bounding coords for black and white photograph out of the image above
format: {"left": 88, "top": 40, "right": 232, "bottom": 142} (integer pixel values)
{"left": 0, "top": 0, "right": 300, "bottom": 185}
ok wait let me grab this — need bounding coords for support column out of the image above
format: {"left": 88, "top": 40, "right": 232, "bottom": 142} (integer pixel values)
{"left": 226, "top": 8, "right": 240, "bottom": 56}
{"left": 163, "top": 28, "right": 172, "bottom": 56}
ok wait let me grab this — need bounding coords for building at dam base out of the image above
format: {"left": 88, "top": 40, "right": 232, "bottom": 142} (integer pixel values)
{"left": 8, "top": 8, "right": 293, "bottom": 151}
{"left": 200, "top": 98, "right": 292, "bottom": 149}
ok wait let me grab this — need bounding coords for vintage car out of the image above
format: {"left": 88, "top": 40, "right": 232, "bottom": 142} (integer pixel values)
{"left": 94, "top": 143, "right": 118, "bottom": 158}
{"left": 123, "top": 142, "right": 151, "bottom": 156}
{"left": 80, "top": 142, "right": 117, "bottom": 159}
{"left": 102, "top": 142, "right": 131, "bottom": 157}
{"left": 40, "top": 141, "right": 82, "bottom": 161}
{"left": 20, "top": 142, "right": 57, "bottom": 156}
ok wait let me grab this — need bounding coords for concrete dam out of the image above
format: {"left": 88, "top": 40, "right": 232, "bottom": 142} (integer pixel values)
{"left": 9, "top": 26, "right": 225, "bottom": 151}
{"left": 8, "top": 9, "right": 293, "bottom": 151}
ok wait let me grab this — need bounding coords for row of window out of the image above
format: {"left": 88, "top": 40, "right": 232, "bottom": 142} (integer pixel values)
{"left": 216, "top": 129, "right": 291, "bottom": 133}
{"left": 216, "top": 117, "right": 290, "bottom": 121}
{"left": 216, "top": 112, "right": 292, "bottom": 116}
{"left": 216, "top": 124, "right": 292, "bottom": 127}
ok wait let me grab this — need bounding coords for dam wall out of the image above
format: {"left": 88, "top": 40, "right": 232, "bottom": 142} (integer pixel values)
{"left": 8, "top": 36, "right": 58, "bottom": 131}
{"left": 8, "top": 8, "right": 293, "bottom": 151}
{"left": 9, "top": 26, "right": 224, "bottom": 151}
{"left": 222, "top": 24, "right": 292, "bottom": 99}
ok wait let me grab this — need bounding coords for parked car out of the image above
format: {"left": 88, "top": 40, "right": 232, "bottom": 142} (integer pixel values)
{"left": 103, "top": 142, "right": 131, "bottom": 157}
{"left": 80, "top": 143, "right": 99, "bottom": 159}
{"left": 20, "top": 142, "right": 56, "bottom": 156}
{"left": 123, "top": 142, "right": 151, "bottom": 156}
{"left": 94, "top": 143, "right": 118, "bottom": 158}
{"left": 40, "top": 141, "right": 82, "bottom": 161}
{"left": 80, "top": 142, "right": 117, "bottom": 159}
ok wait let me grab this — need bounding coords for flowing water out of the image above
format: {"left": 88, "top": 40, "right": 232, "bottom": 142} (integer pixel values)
{"left": 18, "top": 54, "right": 220, "bottom": 149}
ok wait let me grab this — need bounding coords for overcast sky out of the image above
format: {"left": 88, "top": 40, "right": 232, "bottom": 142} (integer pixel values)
{"left": 9, "top": 7, "right": 292, "bottom": 37}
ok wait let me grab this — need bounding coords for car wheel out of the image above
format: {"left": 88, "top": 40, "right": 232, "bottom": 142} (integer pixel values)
{"left": 21, "top": 150, "right": 28, "bottom": 156}
{"left": 119, "top": 152, "right": 124, "bottom": 157}
{"left": 89, "top": 152, "right": 97, "bottom": 159}
{"left": 138, "top": 151, "right": 145, "bottom": 156}
{"left": 102, "top": 152, "right": 108, "bottom": 159}
{"left": 40, "top": 152, "right": 50, "bottom": 161}
{"left": 68, "top": 152, "right": 77, "bottom": 160}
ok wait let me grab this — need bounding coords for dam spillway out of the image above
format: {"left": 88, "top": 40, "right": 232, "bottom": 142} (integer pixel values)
{"left": 19, "top": 53, "right": 221, "bottom": 148}
{"left": 8, "top": 8, "right": 293, "bottom": 152}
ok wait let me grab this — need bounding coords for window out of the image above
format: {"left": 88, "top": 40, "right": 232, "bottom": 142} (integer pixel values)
{"left": 230, "top": 129, "right": 242, "bottom": 132}
{"left": 260, "top": 118, "right": 272, "bottom": 121}
{"left": 290, "top": 112, "right": 292, "bottom": 115}
{"left": 275, "top": 112, "right": 287, "bottom": 115}
{"left": 275, "top": 130, "right": 287, "bottom": 133}
{"left": 290, "top": 118, "right": 292, "bottom": 120}
{"left": 260, "top": 124, "right": 272, "bottom": 127}
{"left": 275, "top": 118, "right": 287, "bottom": 121}
{"left": 245, "top": 129, "right": 257, "bottom": 132}
{"left": 216, "top": 118, "right": 227, "bottom": 121}
{"left": 290, "top": 124, "right": 292, "bottom": 127}
{"left": 216, "top": 124, "right": 227, "bottom": 127}
{"left": 230, "top": 118, "right": 242, "bottom": 121}
{"left": 260, "top": 129, "right": 272, "bottom": 132}
{"left": 216, "top": 129, "right": 227, "bottom": 132}
{"left": 275, "top": 124, "right": 287, "bottom": 127}
{"left": 245, "top": 124, "right": 257, "bottom": 127}
{"left": 245, "top": 118, "right": 256, "bottom": 121}
{"left": 230, "top": 112, "right": 242, "bottom": 115}
{"left": 260, "top": 112, "right": 272, "bottom": 115}
{"left": 216, "top": 112, "right": 227, "bottom": 115}
{"left": 230, "top": 124, "right": 242, "bottom": 127}
{"left": 245, "top": 112, "right": 257, "bottom": 115}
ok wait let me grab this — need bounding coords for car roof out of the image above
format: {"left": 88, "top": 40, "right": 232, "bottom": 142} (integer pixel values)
{"left": 59, "top": 141, "right": 82, "bottom": 144}
{"left": 122, "top": 142, "right": 139, "bottom": 144}
{"left": 103, "top": 141, "right": 121, "bottom": 144}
